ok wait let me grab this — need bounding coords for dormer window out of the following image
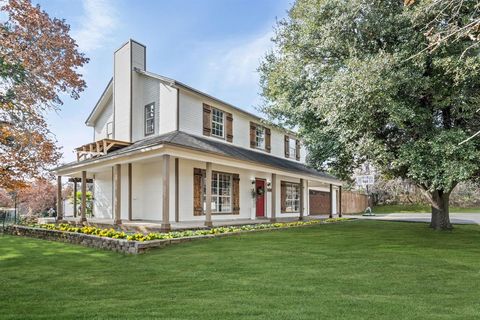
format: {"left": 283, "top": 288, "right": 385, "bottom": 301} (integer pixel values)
{"left": 144, "top": 102, "right": 155, "bottom": 136}
{"left": 211, "top": 108, "right": 224, "bottom": 138}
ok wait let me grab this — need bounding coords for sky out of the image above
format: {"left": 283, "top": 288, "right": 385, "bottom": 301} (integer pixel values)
{"left": 37, "top": 0, "right": 292, "bottom": 163}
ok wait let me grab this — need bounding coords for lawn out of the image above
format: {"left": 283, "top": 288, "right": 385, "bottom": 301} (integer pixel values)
{"left": 1, "top": 220, "right": 480, "bottom": 319}
{"left": 373, "top": 204, "right": 480, "bottom": 214}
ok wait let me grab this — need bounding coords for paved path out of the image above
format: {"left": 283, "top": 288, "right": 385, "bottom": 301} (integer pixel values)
{"left": 345, "top": 213, "right": 480, "bottom": 225}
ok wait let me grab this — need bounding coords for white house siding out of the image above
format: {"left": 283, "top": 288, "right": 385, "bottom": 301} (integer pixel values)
{"left": 93, "top": 169, "right": 113, "bottom": 219}
{"left": 178, "top": 90, "right": 203, "bottom": 136}
{"left": 131, "top": 41, "right": 145, "bottom": 71}
{"left": 159, "top": 83, "right": 178, "bottom": 134}
{"left": 129, "top": 157, "right": 176, "bottom": 221}
{"left": 132, "top": 75, "right": 160, "bottom": 141}
{"left": 93, "top": 96, "right": 113, "bottom": 141}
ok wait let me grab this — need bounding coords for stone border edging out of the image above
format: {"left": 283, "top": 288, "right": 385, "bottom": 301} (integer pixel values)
{"left": 5, "top": 219, "right": 353, "bottom": 254}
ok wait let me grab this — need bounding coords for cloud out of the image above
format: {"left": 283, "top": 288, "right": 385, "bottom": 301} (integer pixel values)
{"left": 202, "top": 31, "right": 273, "bottom": 88}
{"left": 73, "top": 0, "right": 118, "bottom": 53}
{"left": 191, "top": 30, "right": 273, "bottom": 113}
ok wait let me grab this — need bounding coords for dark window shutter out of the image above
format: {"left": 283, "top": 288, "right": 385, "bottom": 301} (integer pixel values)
{"left": 193, "top": 168, "right": 205, "bottom": 216}
{"left": 280, "top": 182, "right": 286, "bottom": 213}
{"left": 226, "top": 112, "right": 233, "bottom": 142}
{"left": 203, "top": 104, "right": 211, "bottom": 136}
{"left": 295, "top": 139, "right": 300, "bottom": 160}
{"left": 284, "top": 135, "right": 290, "bottom": 158}
{"left": 265, "top": 128, "right": 271, "bottom": 152}
{"left": 250, "top": 122, "right": 256, "bottom": 148}
{"left": 232, "top": 174, "right": 240, "bottom": 215}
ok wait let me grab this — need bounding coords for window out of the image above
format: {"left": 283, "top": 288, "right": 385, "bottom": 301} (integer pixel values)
{"left": 282, "top": 182, "right": 300, "bottom": 213}
{"left": 255, "top": 126, "right": 265, "bottom": 149}
{"left": 203, "top": 172, "right": 232, "bottom": 213}
{"left": 106, "top": 121, "right": 113, "bottom": 139}
{"left": 211, "top": 108, "right": 224, "bottom": 138}
{"left": 144, "top": 103, "right": 155, "bottom": 136}
{"left": 289, "top": 138, "right": 297, "bottom": 159}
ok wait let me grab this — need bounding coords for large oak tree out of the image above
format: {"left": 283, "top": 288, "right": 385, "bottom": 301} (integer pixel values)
{"left": 0, "top": 0, "right": 88, "bottom": 190}
{"left": 259, "top": 0, "right": 480, "bottom": 230}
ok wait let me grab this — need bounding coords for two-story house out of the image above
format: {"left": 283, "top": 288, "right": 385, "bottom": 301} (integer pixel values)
{"left": 54, "top": 40, "right": 342, "bottom": 230}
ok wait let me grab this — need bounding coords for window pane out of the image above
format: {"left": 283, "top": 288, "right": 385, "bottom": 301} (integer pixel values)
{"left": 211, "top": 108, "right": 224, "bottom": 137}
{"left": 145, "top": 103, "right": 155, "bottom": 135}
{"left": 255, "top": 126, "right": 265, "bottom": 149}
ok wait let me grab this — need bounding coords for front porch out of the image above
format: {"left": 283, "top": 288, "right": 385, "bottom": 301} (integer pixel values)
{"left": 55, "top": 137, "right": 343, "bottom": 231}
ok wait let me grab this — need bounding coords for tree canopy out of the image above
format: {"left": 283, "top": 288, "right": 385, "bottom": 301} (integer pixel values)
{"left": 0, "top": 0, "right": 88, "bottom": 190}
{"left": 259, "top": 0, "right": 480, "bottom": 230}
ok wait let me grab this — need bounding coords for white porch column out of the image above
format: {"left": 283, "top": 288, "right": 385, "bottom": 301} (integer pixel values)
{"left": 113, "top": 164, "right": 122, "bottom": 225}
{"left": 80, "top": 171, "right": 87, "bottom": 223}
{"left": 270, "top": 173, "right": 277, "bottom": 223}
{"left": 161, "top": 155, "right": 171, "bottom": 231}
{"left": 73, "top": 180, "right": 78, "bottom": 218}
{"left": 56, "top": 176, "right": 63, "bottom": 221}
{"left": 329, "top": 183, "right": 333, "bottom": 218}
{"left": 338, "top": 185, "right": 343, "bottom": 217}
{"left": 205, "top": 162, "right": 213, "bottom": 227}
{"left": 299, "top": 178, "right": 305, "bottom": 221}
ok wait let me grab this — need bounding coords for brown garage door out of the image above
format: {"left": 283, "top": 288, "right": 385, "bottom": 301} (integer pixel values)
{"left": 309, "top": 190, "right": 331, "bottom": 215}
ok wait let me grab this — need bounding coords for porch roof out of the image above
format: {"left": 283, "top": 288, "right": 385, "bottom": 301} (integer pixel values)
{"left": 55, "top": 131, "right": 341, "bottom": 183}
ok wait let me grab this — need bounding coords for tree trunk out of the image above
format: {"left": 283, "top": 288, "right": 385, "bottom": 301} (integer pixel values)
{"left": 430, "top": 190, "right": 452, "bottom": 230}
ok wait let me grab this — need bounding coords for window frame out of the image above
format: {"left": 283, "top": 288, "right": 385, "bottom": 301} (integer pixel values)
{"left": 211, "top": 107, "right": 225, "bottom": 139}
{"left": 255, "top": 125, "right": 266, "bottom": 150}
{"left": 282, "top": 181, "right": 301, "bottom": 213}
{"left": 144, "top": 102, "right": 155, "bottom": 136}
{"left": 202, "top": 171, "right": 233, "bottom": 214}
{"left": 106, "top": 121, "right": 113, "bottom": 139}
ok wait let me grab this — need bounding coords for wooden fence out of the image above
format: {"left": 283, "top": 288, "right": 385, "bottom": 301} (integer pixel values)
{"left": 341, "top": 191, "right": 368, "bottom": 214}
{"left": 309, "top": 190, "right": 368, "bottom": 215}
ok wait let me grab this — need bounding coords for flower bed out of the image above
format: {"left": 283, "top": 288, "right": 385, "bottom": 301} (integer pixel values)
{"left": 7, "top": 218, "right": 351, "bottom": 254}
{"left": 37, "top": 218, "right": 349, "bottom": 242}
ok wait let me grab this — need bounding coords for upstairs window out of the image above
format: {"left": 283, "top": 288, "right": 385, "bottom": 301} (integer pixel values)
{"left": 106, "top": 121, "right": 113, "bottom": 139}
{"left": 255, "top": 126, "right": 265, "bottom": 149}
{"left": 289, "top": 138, "right": 297, "bottom": 159}
{"left": 144, "top": 103, "right": 155, "bottom": 136}
{"left": 211, "top": 108, "right": 224, "bottom": 138}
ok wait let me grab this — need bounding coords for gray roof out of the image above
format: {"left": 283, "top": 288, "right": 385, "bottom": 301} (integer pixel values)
{"left": 55, "top": 131, "right": 340, "bottom": 182}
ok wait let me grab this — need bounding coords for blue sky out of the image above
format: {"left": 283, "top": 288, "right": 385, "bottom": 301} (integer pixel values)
{"left": 38, "top": 0, "right": 292, "bottom": 163}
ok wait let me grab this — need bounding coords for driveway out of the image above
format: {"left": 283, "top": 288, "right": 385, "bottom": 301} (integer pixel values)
{"left": 345, "top": 213, "right": 480, "bottom": 225}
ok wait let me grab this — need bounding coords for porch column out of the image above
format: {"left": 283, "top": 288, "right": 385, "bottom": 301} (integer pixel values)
{"left": 80, "top": 171, "right": 87, "bottom": 223}
{"left": 128, "top": 163, "right": 132, "bottom": 221}
{"left": 329, "top": 183, "right": 333, "bottom": 218}
{"left": 113, "top": 164, "right": 122, "bottom": 225}
{"left": 338, "top": 186, "right": 343, "bottom": 217}
{"left": 161, "top": 155, "right": 171, "bottom": 231}
{"left": 73, "top": 180, "right": 77, "bottom": 218}
{"left": 270, "top": 173, "right": 277, "bottom": 223}
{"left": 299, "top": 178, "right": 305, "bottom": 221}
{"left": 56, "top": 176, "right": 63, "bottom": 221}
{"left": 205, "top": 162, "right": 213, "bottom": 227}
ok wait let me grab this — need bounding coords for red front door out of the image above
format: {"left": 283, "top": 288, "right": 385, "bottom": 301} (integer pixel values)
{"left": 255, "top": 179, "right": 265, "bottom": 217}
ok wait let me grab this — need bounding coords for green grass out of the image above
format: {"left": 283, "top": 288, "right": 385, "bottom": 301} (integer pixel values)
{"left": 1, "top": 220, "right": 480, "bottom": 319}
{"left": 373, "top": 204, "right": 480, "bottom": 214}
